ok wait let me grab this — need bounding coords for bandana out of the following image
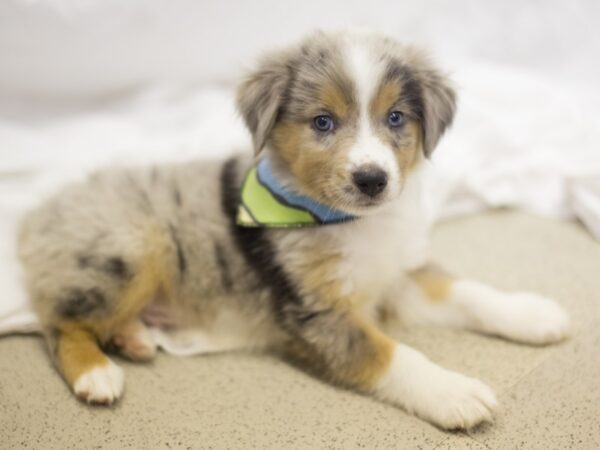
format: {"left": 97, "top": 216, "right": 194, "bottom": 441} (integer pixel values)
{"left": 237, "top": 158, "right": 356, "bottom": 228}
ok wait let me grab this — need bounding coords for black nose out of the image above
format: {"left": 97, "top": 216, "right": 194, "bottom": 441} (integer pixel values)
{"left": 352, "top": 168, "right": 388, "bottom": 197}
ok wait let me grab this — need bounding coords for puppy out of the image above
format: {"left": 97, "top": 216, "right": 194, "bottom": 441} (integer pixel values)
{"left": 18, "top": 30, "right": 570, "bottom": 430}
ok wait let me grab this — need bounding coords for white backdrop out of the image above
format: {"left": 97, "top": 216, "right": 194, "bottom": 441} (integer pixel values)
{"left": 0, "top": 0, "right": 599, "bottom": 335}
{"left": 1, "top": 0, "right": 599, "bottom": 99}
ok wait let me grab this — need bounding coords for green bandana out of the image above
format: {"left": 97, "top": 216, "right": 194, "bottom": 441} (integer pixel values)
{"left": 237, "top": 158, "right": 356, "bottom": 228}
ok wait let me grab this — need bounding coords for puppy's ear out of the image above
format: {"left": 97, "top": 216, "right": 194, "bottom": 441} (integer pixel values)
{"left": 418, "top": 68, "right": 456, "bottom": 157}
{"left": 236, "top": 50, "right": 293, "bottom": 154}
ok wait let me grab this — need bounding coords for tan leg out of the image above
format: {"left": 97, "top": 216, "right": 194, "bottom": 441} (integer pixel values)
{"left": 56, "top": 324, "right": 124, "bottom": 404}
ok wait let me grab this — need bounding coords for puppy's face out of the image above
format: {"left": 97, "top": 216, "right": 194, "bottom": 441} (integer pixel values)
{"left": 237, "top": 32, "right": 456, "bottom": 214}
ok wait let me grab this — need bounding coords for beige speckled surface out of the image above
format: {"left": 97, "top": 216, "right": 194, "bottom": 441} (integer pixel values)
{"left": 1, "top": 211, "right": 599, "bottom": 449}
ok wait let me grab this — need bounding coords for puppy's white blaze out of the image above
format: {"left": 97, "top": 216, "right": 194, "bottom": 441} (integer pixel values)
{"left": 344, "top": 37, "right": 380, "bottom": 109}
{"left": 73, "top": 360, "right": 124, "bottom": 404}
{"left": 344, "top": 38, "right": 401, "bottom": 194}
{"left": 374, "top": 345, "right": 497, "bottom": 429}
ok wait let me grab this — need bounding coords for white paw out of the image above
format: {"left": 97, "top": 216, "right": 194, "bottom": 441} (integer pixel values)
{"left": 413, "top": 366, "right": 497, "bottom": 430}
{"left": 492, "top": 292, "right": 571, "bottom": 345}
{"left": 376, "top": 346, "right": 497, "bottom": 430}
{"left": 73, "top": 360, "right": 124, "bottom": 405}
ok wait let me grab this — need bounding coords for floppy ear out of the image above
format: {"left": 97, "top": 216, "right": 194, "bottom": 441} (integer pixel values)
{"left": 236, "top": 50, "right": 293, "bottom": 154}
{"left": 419, "top": 69, "right": 457, "bottom": 157}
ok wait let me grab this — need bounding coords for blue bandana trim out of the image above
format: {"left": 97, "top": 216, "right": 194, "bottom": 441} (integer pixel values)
{"left": 256, "top": 158, "right": 356, "bottom": 225}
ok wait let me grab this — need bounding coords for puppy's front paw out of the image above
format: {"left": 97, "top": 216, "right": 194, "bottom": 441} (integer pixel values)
{"left": 495, "top": 293, "right": 570, "bottom": 345}
{"left": 425, "top": 370, "right": 496, "bottom": 430}
{"left": 73, "top": 360, "right": 124, "bottom": 405}
{"left": 376, "top": 346, "right": 497, "bottom": 430}
{"left": 408, "top": 363, "right": 497, "bottom": 430}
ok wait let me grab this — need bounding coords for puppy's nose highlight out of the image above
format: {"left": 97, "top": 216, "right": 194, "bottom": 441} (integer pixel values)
{"left": 352, "top": 168, "right": 388, "bottom": 197}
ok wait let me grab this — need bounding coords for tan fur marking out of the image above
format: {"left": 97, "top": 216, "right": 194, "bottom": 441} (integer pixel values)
{"left": 370, "top": 81, "right": 401, "bottom": 118}
{"left": 293, "top": 250, "right": 344, "bottom": 304}
{"left": 72, "top": 226, "right": 175, "bottom": 343}
{"left": 283, "top": 312, "right": 394, "bottom": 391}
{"left": 320, "top": 82, "right": 352, "bottom": 119}
{"left": 410, "top": 264, "right": 455, "bottom": 302}
{"left": 271, "top": 120, "right": 356, "bottom": 204}
{"left": 289, "top": 243, "right": 371, "bottom": 309}
{"left": 370, "top": 81, "right": 423, "bottom": 177}
{"left": 335, "top": 313, "right": 395, "bottom": 389}
{"left": 271, "top": 121, "right": 309, "bottom": 170}
{"left": 283, "top": 246, "right": 393, "bottom": 389}
{"left": 56, "top": 325, "right": 109, "bottom": 386}
{"left": 107, "top": 227, "right": 174, "bottom": 329}
{"left": 396, "top": 121, "right": 423, "bottom": 172}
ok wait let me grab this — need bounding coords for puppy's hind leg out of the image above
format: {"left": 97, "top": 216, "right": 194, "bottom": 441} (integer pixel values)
{"left": 28, "top": 226, "right": 173, "bottom": 404}
{"left": 391, "top": 264, "right": 570, "bottom": 345}
{"left": 111, "top": 319, "right": 156, "bottom": 362}
{"left": 52, "top": 324, "right": 124, "bottom": 405}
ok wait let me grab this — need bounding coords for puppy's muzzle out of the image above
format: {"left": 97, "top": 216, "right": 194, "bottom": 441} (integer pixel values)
{"left": 352, "top": 167, "right": 388, "bottom": 198}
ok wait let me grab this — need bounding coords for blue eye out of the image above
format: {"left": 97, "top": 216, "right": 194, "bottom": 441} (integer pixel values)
{"left": 388, "top": 111, "right": 405, "bottom": 128}
{"left": 313, "top": 115, "right": 334, "bottom": 132}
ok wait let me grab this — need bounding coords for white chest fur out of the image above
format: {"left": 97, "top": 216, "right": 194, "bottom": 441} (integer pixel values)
{"left": 333, "top": 169, "right": 433, "bottom": 303}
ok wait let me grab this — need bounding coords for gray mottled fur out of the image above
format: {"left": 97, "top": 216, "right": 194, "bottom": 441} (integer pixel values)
{"left": 18, "top": 156, "right": 273, "bottom": 336}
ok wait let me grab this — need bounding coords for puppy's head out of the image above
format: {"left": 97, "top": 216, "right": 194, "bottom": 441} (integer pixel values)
{"left": 237, "top": 31, "right": 456, "bottom": 214}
